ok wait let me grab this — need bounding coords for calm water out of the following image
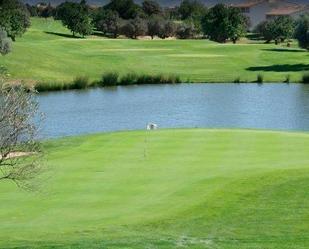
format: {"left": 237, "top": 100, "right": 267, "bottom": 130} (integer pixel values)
{"left": 39, "top": 83, "right": 309, "bottom": 138}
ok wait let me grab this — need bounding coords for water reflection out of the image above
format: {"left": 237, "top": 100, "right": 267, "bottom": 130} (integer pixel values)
{"left": 38, "top": 83, "right": 309, "bottom": 138}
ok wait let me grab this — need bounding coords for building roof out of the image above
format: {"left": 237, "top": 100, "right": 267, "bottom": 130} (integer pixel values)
{"left": 233, "top": 0, "right": 267, "bottom": 8}
{"left": 266, "top": 3, "right": 308, "bottom": 15}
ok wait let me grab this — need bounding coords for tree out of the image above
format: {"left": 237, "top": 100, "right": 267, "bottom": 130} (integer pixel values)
{"left": 201, "top": 4, "right": 229, "bottom": 43}
{"left": 178, "top": 0, "right": 207, "bottom": 34}
{"left": 176, "top": 21, "right": 196, "bottom": 39}
{"left": 273, "top": 16, "right": 294, "bottom": 43}
{"left": 97, "top": 10, "right": 122, "bottom": 38}
{"left": 121, "top": 21, "right": 135, "bottom": 38}
{"left": 201, "top": 4, "right": 246, "bottom": 43}
{"left": 142, "top": 0, "right": 161, "bottom": 16}
{"left": 92, "top": 7, "right": 107, "bottom": 28}
{"left": 147, "top": 15, "right": 164, "bottom": 39}
{"left": 104, "top": 0, "right": 141, "bottom": 19}
{"left": 0, "top": 0, "right": 31, "bottom": 41}
{"left": 254, "top": 20, "right": 274, "bottom": 43}
{"left": 132, "top": 17, "right": 148, "bottom": 38}
{"left": 0, "top": 83, "right": 42, "bottom": 187}
{"left": 39, "top": 3, "right": 55, "bottom": 19}
{"left": 159, "top": 20, "right": 177, "bottom": 39}
{"left": 55, "top": 0, "right": 92, "bottom": 37}
{"left": 166, "top": 6, "right": 181, "bottom": 20}
{"left": 255, "top": 16, "right": 294, "bottom": 44}
{"left": 295, "top": 14, "right": 309, "bottom": 50}
{"left": 227, "top": 7, "right": 247, "bottom": 43}
{"left": 121, "top": 17, "right": 147, "bottom": 39}
{"left": 147, "top": 16, "right": 176, "bottom": 39}
{"left": 178, "top": 0, "right": 205, "bottom": 20}
{"left": 0, "top": 28, "right": 12, "bottom": 55}
{"left": 26, "top": 4, "right": 38, "bottom": 17}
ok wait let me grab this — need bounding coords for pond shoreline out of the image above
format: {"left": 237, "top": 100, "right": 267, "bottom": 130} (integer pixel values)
{"left": 7, "top": 71, "right": 305, "bottom": 92}
{"left": 33, "top": 80, "right": 301, "bottom": 93}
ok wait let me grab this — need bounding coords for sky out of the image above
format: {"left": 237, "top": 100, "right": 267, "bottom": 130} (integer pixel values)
{"left": 23, "top": 0, "right": 309, "bottom": 7}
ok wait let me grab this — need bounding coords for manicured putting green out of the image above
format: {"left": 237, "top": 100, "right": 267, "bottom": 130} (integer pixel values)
{"left": 1, "top": 18, "right": 309, "bottom": 84}
{"left": 0, "top": 129, "right": 309, "bottom": 248}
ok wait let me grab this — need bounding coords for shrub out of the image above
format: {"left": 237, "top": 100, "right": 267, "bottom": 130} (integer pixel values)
{"left": 35, "top": 73, "right": 182, "bottom": 91}
{"left": 0, "top": 28, "right": 12, "bottom": 55}
{"left": 257, "top": 74, "right": 264, "bottom": 83}
{"left": 135, "top": 74, "right": 181, "bottom": 84}
{"left": 153, "top": 74, "right": 165, "bottom": 83}
{"left": 233, "top": 77, "right": 241, "bottom": 83}
{"left": 35, "top": 78, "right": 90, "bottom": 92}
{"left": 0, "top": 66, "right": 10, "bottom": 78}
{"left": 71, "top": 76, "right": 89, "bottom": 89}
{"left": 165, "top": 75, "right": 182, "bottom": 83}
{"left": 35, "top": 81, "right": 65, "bottom": 92}
{"left": 113, "top": 73, "right": 183, "bottom": 85}
{"left": 101, "top": 72, "right": 119, "bottom": 86}
{"left": 302, "top": 72, "right": 309, "bottom": 84}
{"left": 120, "top": 73, "right": 138, "bottom": 85}
{"left": 136, "top": 74, "right": 156, "bottom": 84}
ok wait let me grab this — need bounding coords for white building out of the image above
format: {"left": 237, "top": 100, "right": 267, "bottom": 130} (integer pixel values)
{"left": 234, "top": 0, "right": 309, "bottom": 29}
{"left": 266, "top": 4, "right": 309, "bottom": 20}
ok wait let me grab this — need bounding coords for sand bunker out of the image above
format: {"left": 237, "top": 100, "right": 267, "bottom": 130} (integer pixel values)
{"left": 0, "top": 152, "right": 35, "bottom": 160}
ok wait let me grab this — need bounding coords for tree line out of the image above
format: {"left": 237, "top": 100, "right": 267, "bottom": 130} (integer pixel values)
{"left": 47, "top": 0, "right": 249, "bottom": 41}
{"left": 1, "top": 0, "right": 309, "bottom": 51}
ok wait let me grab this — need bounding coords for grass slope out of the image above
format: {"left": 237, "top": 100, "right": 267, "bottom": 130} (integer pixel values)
{"left": 2, "top": 18, "right": 309, "bottom": 85}
{"left": 1, "top": 129, "right": 309, "bottom": 248}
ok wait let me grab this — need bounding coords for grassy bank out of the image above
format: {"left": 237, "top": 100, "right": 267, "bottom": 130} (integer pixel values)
{"left": 1, "top": 18, "right": 309, "bottom": 88}
{"left": 1, "top": 129, "right": 309, "bottom": 248}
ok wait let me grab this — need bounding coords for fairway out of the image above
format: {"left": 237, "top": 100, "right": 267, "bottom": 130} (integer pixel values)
{"left": 1, "top": 18, "right": 309, "bottom": 84}
{"left": 1, "top": 129, "right": 309, "bottom": 248}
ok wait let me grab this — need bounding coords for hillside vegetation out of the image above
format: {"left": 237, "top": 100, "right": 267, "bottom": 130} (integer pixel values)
{"left": 24, "top": 0, "right": 309, "bottom": 6}
{"left": 1, "top": 129, "right": 309, "bottom": 248}
{"left": 2, "top": 18, "right": 309, "bottom": 85}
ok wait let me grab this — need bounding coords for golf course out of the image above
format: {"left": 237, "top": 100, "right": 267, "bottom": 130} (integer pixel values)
{"left": 2, "top": 0, "right": 309, "bottom": 248}
{"left": 1, "top": 129, "right": 309, "bottom": 248}
{"left": 2, "top": 18, "right": 309, "bottom": 85}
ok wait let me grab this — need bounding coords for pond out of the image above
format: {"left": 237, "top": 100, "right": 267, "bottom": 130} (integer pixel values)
{"left": 39, "top": 83, "right": 309, "bottom": 138}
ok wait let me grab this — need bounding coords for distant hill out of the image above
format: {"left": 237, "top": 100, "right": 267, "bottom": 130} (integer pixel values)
{"left": 22, "top": 0, "right": 309, "bottom": 7}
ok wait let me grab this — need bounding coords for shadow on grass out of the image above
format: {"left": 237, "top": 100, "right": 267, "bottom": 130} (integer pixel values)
{"left": 246, "top": 33, "right": 263, "bottom": 41}
{"left": 92, "top": 31, "right": 118, "bottom": 38}
{"left": 44, "top": 31, "right": 83, "bottom": 39}
{"left": 246, "top": 64, "right": 309, "bottom": 72}
{"left": 262, "top": 48, "right": 306, "bottom": 53}
{"left": 92, "top": 31, "right": 106, "bottom": 37}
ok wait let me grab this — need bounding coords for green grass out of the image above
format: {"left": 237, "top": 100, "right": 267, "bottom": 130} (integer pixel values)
{"left": 1, "top": 18, "right": 309, "bottom": 86}
{"left": 1, "top": 129, "right": 309, "bottom": 248}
